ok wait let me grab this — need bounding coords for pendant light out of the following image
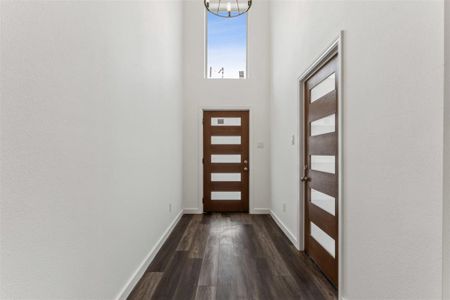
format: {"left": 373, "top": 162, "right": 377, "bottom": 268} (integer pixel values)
{"left": 204, "top": 0, "right": 252, "bottom": 18}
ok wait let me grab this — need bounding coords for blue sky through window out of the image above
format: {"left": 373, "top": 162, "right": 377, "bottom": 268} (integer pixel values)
{"left": 207, "top": 12, "right": 247, "bottom": 79}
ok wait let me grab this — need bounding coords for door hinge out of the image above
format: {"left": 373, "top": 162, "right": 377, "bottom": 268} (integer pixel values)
{"left": 202, "top": 197, "right": 205, "bottom": 203}
{"left": 202, "top": 157, "right": 204, "bottom": 164}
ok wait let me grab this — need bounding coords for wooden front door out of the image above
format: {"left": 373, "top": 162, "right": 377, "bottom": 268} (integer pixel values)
{"left": 203, "top": 111, "right": 249, "bottom": 212}
{"left": 303, "top": 54, "right": 339, "bottom": 287}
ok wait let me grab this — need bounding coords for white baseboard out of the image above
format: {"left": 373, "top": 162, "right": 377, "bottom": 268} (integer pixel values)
{"left": 183, "top": 208, "right": 270, "bottom": 214}
{"left": 183, "top": 208, "right": 203, "bottom": 214}
{"left": 251, "top": 208, "right": 271, "bottom": 214}
{"left": 115, "top": 210, "right": 184, "bottom": 300}
{"left": 270, "top": 210, "right": 300, "bottom": 250}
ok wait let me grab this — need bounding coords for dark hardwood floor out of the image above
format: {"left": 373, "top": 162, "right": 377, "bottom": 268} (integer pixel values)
{"left": 128, "top": 213, "right": 337, "bottom": 300}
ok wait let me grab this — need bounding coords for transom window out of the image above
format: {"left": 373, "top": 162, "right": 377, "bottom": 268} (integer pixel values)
{"left": 206, "top": 12, "right": 247, "bottom": 79}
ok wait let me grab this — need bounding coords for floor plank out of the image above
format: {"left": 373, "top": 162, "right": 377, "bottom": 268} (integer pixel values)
{"left": 128, "top": 272, "right": 163, "bottom": 300}
{"left": 197, "top": 233, "right": 220, "bottom": 286}
{"left": 172, "top": 257, "right": 203, "bottom": 300}
{"left": 128, "top": 213, "right": 337, "bottom": 300}
{"left": 195, "top": 286, "right": 216, "bottom": 300}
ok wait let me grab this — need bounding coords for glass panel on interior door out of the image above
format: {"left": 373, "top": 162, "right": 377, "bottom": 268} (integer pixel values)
{"left": 211, "top": 154, "right": 241, "bottom": 163}
{"left": 310, "top": 222, "right": 335, "bottom": 258}
{"left": 211, "top": 173, "right": 241, "bottom": 182}
{"left": 311, "top": 155, "right": 335, "bottom": 174}
{"left": 211, "top": 117, "right": 241, "bottom": 126}
{"left": 310, "top": 73, "right": 335, "bottom": 103}
{"left": 211, "top": 136, "right": 241, "bottom": 145}
{"left": 211, "top": 191, "right": 241, "bottom": 200}
{"left": 311, "top": 114, "right": 335, "bottom": 136}
{"left": 311, "top": 189, "right": 335, "bottom": 216}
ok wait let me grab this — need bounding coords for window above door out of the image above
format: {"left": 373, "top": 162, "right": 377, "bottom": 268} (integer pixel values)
{"left": 205, "top": 12, "right": 248, "bottom": 79}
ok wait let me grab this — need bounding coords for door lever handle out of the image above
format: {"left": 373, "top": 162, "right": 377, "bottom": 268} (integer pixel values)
{"left": 300, "top": 176, "right": 310, "bottom": 182}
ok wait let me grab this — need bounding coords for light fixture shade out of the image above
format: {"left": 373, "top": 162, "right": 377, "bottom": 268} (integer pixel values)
{"left": 204, "top": 0, "right": 252, "bottom": 18}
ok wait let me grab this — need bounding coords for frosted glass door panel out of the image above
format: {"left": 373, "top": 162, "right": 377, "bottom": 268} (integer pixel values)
{"left": 211, "top": 117, "right": 241, "bottom": 126}
{"left": 311, "top": 155, "right": 335, "bottom": 174}
{"left": 311, "top": 222, "right": 335, "bottom": 258}
{"left": 211, "top": 173, "right": 241, "bottom": 182}
{"left": 310, "top": 73, "right": 335, "bottom": 103}
{"left": 211, "top": 154, "right": 241, "bottom": 163}
{"left": 211, "top": 191, "right": 241, "bottom": 200}
{"left": 211, "top": 136, "right": 241, "bottom": 145}
{"left": 311, "top": 114, "right": 335, "bottom": 136}
{"left": 311, "top": 189, "right": 335, "bottom": 216}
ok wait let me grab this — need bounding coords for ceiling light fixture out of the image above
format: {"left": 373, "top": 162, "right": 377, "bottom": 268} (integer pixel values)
{"left": 204, "top": 0, "right": 252, "bottom": 18}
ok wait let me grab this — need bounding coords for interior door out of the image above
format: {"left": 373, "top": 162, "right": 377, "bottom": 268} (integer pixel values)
{"left": 303, "top": 54, "right": 339, "bottom": 287}
{"left": 203, "top": 111, "right": 249, "bottom": 212}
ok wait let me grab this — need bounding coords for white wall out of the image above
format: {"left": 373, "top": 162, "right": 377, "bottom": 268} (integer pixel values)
{"left": 0, "top": 1, "right": 184, "bottom": 299}
{"left": 269, "top": 1, "right": 444, "bottom": 299}
{"left": 182, "top": 0, "right": 271, "bottom": 213}
{"left": 444, "top": 0, "right": 450, "bottom": 298}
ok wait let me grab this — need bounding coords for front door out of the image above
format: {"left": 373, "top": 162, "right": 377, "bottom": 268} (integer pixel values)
{"left": 303, "top": 54, "right": 339, "bottom": 287}
{"left": 203, "top": 111, "right": 249, "bottom": 212}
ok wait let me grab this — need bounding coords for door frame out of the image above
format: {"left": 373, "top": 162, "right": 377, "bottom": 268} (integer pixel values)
{"left": 297, "top": 32, "right": 343, "bottom": 296}
{"left": 197, "top": 106, "right": 254, "bottom": 214}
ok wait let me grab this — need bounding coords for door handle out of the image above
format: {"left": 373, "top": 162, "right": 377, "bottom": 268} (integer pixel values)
{"left": 244, "top": 167, "right": 248, "bottom": 171}
{"left": 300, "top": 176, "right": 310, "bottom": 182}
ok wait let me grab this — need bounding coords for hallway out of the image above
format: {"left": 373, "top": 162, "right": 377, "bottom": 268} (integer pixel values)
{"left": 128, "top": 214, "right": 337, "bottom": 300}
{"left": 1, "top": 1, "right": 448, "bottom": 299}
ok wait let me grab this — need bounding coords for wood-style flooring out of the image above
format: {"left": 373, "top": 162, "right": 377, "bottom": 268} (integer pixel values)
{"left": 128, "top": 213, "right": 337, "bottom": 300}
